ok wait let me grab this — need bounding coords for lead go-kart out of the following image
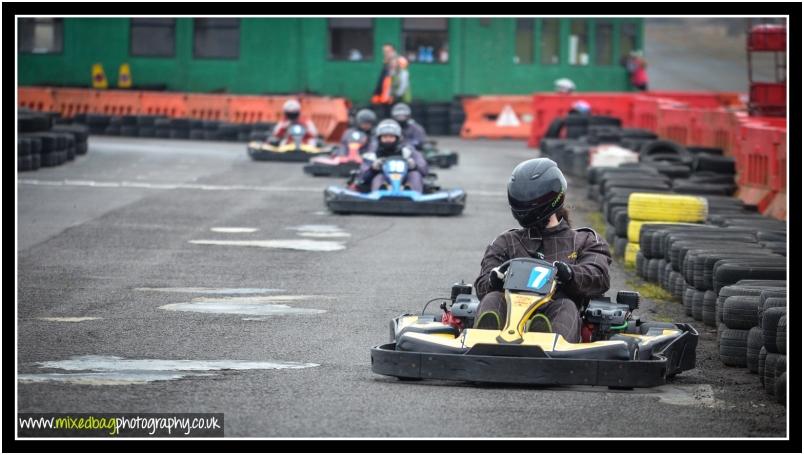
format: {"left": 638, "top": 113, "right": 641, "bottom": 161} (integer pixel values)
{"left": 324, "top": 153, "right": 466, "bottom": 216}
{"left": 303, "top": 130, "right": 367, "bottom": 177}
{"left": 421, "top": 140, "right": 459, "bottom": 169}
{"left": 371, "top": 257, "right": 698, "bottom": 388}
{"left": 247, "top": 123, "right": 328, "bottom": 162}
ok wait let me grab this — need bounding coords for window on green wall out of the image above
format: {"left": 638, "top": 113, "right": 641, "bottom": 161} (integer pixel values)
{"left": 194, "top": 18, "right": 240, "bottom": 59}
{"left": 514, "top": 18, "right": 534, "bottom": 64}
{"left": 19, "top": 18, "right": 63, "bottom": 54}
{"left": 131, "top": 18, "right": 175, "bottom": 57}
{"left": 328, "top": 18, "right": 373, "bottom": 61}
{"left": 568, "top": 19, "right": 589, "bottom": 65}
{"left": 540, "top": 18, "right": 560, "bottom": 65}
{"left": 402, "top": 18, "right": 449, "bottom": 64}
{"left": 594, "top": 21, "right": 614, "bottom": 65}
{"left": 620, "top": 22, "right": 639, "bottom": 60}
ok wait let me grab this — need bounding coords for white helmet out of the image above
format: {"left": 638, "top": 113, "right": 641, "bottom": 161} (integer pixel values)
{"left": 283, "top": 99, "right": 301, "bottom": 113}
{"left": 554, "top": 78, "right": 576, "bottom": 94}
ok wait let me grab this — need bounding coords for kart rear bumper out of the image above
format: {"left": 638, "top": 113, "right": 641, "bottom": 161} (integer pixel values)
{"left": 303, "top": 162, "right": 360, "bottom": 177}
{"left": 325, "top": 187, "right": 466, "bottom": 216}
{"left": 248, "top": 146, "right": 327, "bottom": 162}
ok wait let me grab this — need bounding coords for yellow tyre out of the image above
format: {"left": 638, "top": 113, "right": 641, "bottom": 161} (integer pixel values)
{"left": 627, "top": 193, "right": 708, "bottom": 222}
{"left": 624, "top": 242, "right": 640, "bottom": 269}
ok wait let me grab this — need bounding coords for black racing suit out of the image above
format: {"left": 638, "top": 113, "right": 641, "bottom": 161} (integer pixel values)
{"left": 473, "top": 218, "right": 611, "bottom": 342}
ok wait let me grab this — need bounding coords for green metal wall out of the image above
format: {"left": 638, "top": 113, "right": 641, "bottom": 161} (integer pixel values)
{"left": 18, "top": 17, "right": 643, "bottom": 103}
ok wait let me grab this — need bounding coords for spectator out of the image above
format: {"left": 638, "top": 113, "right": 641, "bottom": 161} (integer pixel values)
{"left": 371, "top": 43, "right": 397, "bottom": 116}
{"left": 624, "top": 51, "right": 649, "bottom": 91}
{"left": 392, "top": 56, "right": 412, "bottom": 104}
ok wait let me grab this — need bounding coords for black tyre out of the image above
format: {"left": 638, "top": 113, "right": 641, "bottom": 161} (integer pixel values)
{"left": 761, "top": 307, "right": 786, "bottom": 353}
{"left": 758, "top": 346, "right": 768, "bottom": 386}
{"left": 614, "top": 236, "right": 628, "bottom": 259}
{"left": 775, "top": 315, "right": 786, "bottom": 355}
{"left": 719, "top": 328, "right": 749, "bottom": 367}
{"left": 759, "top": 297, "right": 786, "bottom": 327}
{"left": 775, "top": 372, "right": 786, "bottom": 405}
{"left": 763, "top": 353, "right": 782, "bottom": 395}
{"left": 746, "top": 326, "right": 763, "bottom": 373}
{"left": 702, "top": 290, "right": 717, "bottom": 327}
{"left": 693, "top": 154, "right": 735, "bottom": 174}
{"left": 614, "top": 211, "right": 629, "bottom": 237}
{"left": 31, "top": 153, "right": 41, "bottom": 170}
{"left": 683, "top": 287, "right": 695, "bottom": 316}
{"left": 722, "top": 295, "right": 760, "bottom": 330}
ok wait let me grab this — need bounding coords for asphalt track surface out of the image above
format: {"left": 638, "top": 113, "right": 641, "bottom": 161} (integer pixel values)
{"left": 17, "top": 137, "right": 787, "bottom": 437}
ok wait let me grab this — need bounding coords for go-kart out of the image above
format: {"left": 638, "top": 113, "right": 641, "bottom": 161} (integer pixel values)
{"left": 303, "top": 130, "right": 367, "bottom": 177}
{"left": 422, "top": 140, "right": 459, "bottom": 169}
{"left": 371, "top": 258, "right": 698, "bottom": 388}
{"left": 247, "top": 123, "right": 328, "bottom": 162}
{"left": 324, "top": 153, "right": 466, "bottom": 216}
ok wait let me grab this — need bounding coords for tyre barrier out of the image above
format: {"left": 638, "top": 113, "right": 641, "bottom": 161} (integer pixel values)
{"left": 575, "top": 110, "right": 787, "bottom": 405}
{"left": 18, "top": 110, "right": 90, "bottom": 172}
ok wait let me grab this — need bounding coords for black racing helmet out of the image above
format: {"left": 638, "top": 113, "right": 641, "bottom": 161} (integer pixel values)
{"left": 507, "top": 158, "right": 567, "bottom": 228}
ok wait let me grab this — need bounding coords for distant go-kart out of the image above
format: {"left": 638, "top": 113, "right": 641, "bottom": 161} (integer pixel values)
{"left": 422, "top": 140, "right": 459, "bottom": 169}
{"left": 247, "top": 123, "right": 328, "bottom": 162}
{"left": 371, "top": 257, "right": 698, "bottom": 388}
{"left": 324, "top": 153, "right": 466, "bottom": 216}
{"left": 303, "top": 130, "right": 367, "bottom": 177}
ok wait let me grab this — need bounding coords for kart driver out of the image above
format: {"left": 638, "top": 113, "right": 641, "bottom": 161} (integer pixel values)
{"left": 269, "top": 99, "right": 320, "bottom": 147}
{"left": 473, "top": 158, "right": 612, "bottom": 342}
{"left": 335, "top": 109, "right": 377, "bottom": 156}
{"left": 358, "top": 119, "right": 428, "bottom": 192}
{"left": 390, "top": 103, "right": 427, "bottom": 151}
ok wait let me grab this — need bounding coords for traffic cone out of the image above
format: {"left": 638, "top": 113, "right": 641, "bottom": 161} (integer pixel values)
{"left": 117, "top": 63, "right": 132, "bottom": 89}
{"left": 91, "top": 63, "right": 108, "bottom": 89}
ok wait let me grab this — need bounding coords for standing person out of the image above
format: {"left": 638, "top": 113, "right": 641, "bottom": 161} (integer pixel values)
{"left": 392, "top": 56, "right": 412, "bottom": 104}
{"left": 624, "top": 51, "right": 649, "bottom": 91}
{"left": 472, "top": 158, "right": 611, "bottom": 342}
{"left": 371, "top": 43, "right": 397, "bottom": 117}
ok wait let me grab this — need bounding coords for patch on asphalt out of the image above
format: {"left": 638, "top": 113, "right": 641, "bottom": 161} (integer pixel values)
{"left": 159, "top": 295, "right": 328, "bottom": 317}
{"left": 35, "top": 317, "right": 101, "bottom": 323}
{"left": 210, "top": 227, "right": 259, "bottom": 233}
{"left": 135, "top": 287, "right": 284, "bottom": 294}
{"left": 18, "top": 355, "right": 318, "bottom": 385}
{"left": 286, "top": 224, "right": 351, "bottom": 238}
{"left": 188, "top": 239, "right": 345, "bottom": 251}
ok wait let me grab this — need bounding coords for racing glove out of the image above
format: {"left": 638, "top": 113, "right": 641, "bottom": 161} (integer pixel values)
{"left": 488, "top": 263, "right": 510, "bottom": 291}
{"left": 553, "top": 261, "right": 575, "bottom": 285}
{"left": 406, "top": 158, "right": 417, "bottom": 170}
{"left": 371, "top": 158, "right": 386, "bottom": 171}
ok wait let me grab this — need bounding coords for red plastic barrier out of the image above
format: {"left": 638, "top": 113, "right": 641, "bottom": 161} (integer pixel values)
{"left": 657, "top": 104, "right": 696, "bottom": 145}
{"left": 733, "top": 118, "right": 786, "bottom": 215}
{"left": 528, "top": 93, "right": 637, "bottom": 146}
{"left": 645, "top": 91, "right": 745, "bottom": 109}
{"left": 749, "top": 82, "right": 786, "bottom": 117}
{"left": 748, "top": 24, "right": 786, "bottom": 51}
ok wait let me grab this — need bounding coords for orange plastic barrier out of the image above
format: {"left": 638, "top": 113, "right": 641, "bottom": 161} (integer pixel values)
{"left": 462, "top": 96, "right": 534, "bottom": 140}
{"left": 93, "top": 89, "right": 141, "bottom": 116}
{"left": 52, "top": 88, "right": 100, "bottom": 118}
{"left": 300, "top": 96, "right": 351, "bottom": 142}
{"left": 139, "top": 92, "right": 188, "bottom": 118}
{"left": 186, "top": 94, "right": 230, "bottom": 121}
{"left": 19, "top": 87, "right": 57, "bottom": 112}
{"left": 645, "top": 91, "right": 745, "bottom": 109}
{"left": 228, "top": 96, "right": 280, "bottom": 124}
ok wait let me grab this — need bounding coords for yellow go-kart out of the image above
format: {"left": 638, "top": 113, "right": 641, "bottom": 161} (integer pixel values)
{"left": 371, "top": 257, "right": 698, "bottom": 388}
{"left": 247, "top": 123, "right": 328, "bottom": 162}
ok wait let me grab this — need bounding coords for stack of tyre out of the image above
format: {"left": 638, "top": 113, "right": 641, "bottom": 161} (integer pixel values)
{"left": 71, "top": 113, "right": 274, "bottom": 142}
{"left": 586, "top": 165, "right": 673, "bottom": 259}
{"left": 18, "top": 110, "right": 90, "bottom": 172}
{"left": 624, "top": 193, "right": 708, "bottom": 269}
{"left": 721, "top": 285, "right": 787, "bottom": 404}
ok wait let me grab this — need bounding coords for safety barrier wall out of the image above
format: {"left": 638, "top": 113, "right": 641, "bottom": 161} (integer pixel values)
{"left": 18, "top": 87, "right": 350, "bottom": 141}
{"left": 521, "top": 91, "right": 785, "bottom": 220}
{"left": 460, "top": 96, "right": 534, "bottom": 140}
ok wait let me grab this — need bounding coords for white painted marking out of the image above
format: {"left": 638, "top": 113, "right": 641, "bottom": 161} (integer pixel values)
{"left": 160, "top": 295, "right": 327, "bottom": 316}
{"left": 297, "top": 232, "right": 351, "bottom": 238}
{"left": 19, "top": 178, "right": 505, "bottom": 197}
{"left": 287, "top": 224, "right": 351, "bottom": 238}
{"left": 189, "top": 239, "right": 345, "bottom": 252}
{"left": 19, "top": 355, "right": 318, "bottom": 385}
{"left": 210, "top": 227, "right": 259, "bottom": 233}
{"left": 36, "top": 317, "right": 101, "bottom": 323}
{"left": 135, "top": 287, "right": 283, "bottom": 294}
